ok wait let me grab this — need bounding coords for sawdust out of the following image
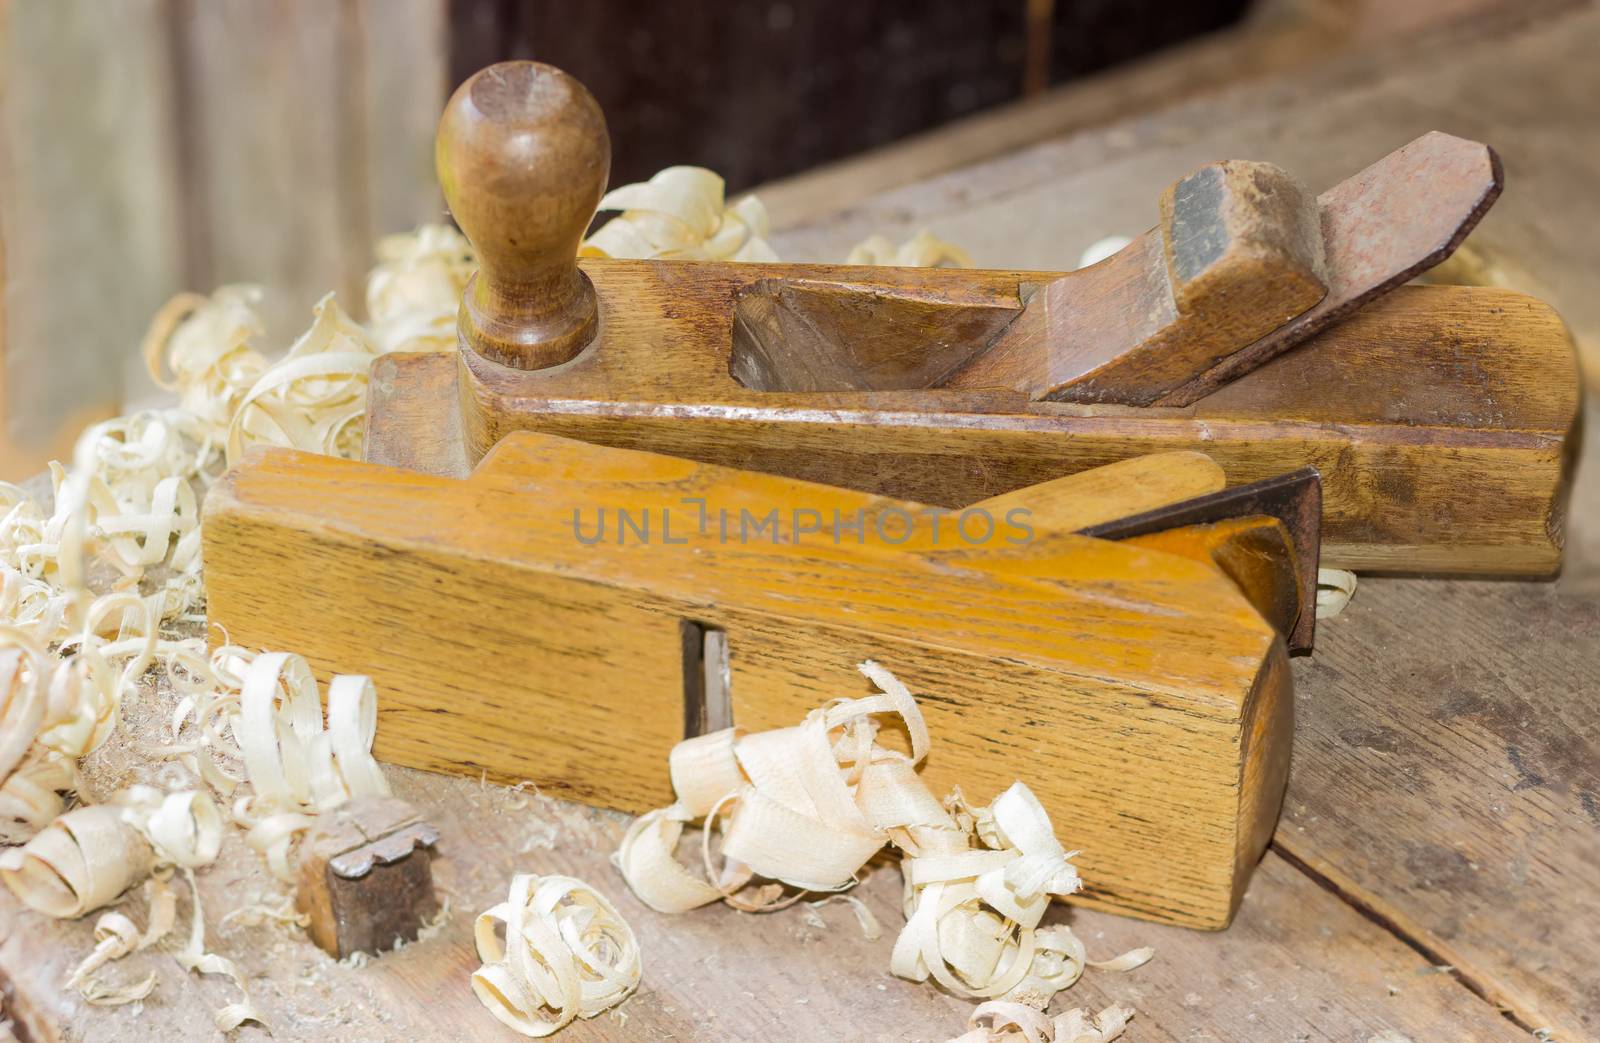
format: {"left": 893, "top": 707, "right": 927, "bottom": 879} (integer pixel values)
{"left": 2, "top": 625, "right": 628, "bottom": 1037}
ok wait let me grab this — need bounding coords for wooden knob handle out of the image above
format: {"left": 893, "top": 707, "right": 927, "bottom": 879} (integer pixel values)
{"left": 437, "top": 62, "right": 610, "bottom": 370}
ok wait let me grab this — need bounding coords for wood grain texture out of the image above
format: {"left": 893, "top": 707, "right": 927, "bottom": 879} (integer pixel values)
{"left": 749, "top": 15, "right": 1600, "bottom": 1024}
{"left": 203, "top": 434, "right": 1290, "bottom": 928}
{"left": 753, "top": 2, "right": 1367, "bottom": 231}
{"left": 971, "top": 451, "right": 1226, "bottom": 530}
{"left": 1276, "top": 406, "right": 1600, "bottom": 1041}
{"left": 946, "top": 156, "right": 1329, "bottom": 404}
{"left": 175, "top": 0, "right": 364, "bottom": 335}
{"left": 352, "top": 0, "right": 448, "bottom": 241}
{"left": 1123, "top": 517, "right": 1301, "bottom": 645}
{"left": 368, "top": 270, "right": 1578, "bottom": 573}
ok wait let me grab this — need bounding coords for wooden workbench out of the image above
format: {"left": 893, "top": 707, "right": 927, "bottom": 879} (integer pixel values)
{"left": 3, "top": 3, "right": 1596, "bottom": 1040}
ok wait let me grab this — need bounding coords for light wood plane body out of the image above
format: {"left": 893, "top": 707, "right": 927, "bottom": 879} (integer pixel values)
{"left": 205, "top": 435, "right": 1292, "bottom": 929}
{"left": 367, "top": 266, "right": 1580, "bottom": 575}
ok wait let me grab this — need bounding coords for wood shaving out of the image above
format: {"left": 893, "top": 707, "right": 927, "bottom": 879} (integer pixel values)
{"left": 141, "top": 286, "right": 268, "bottom": 442}
{"left": 845, "top": 230, "right": 973, "bottom": 268}
{"left": 0, "top": 199, "right": 989, "bottom": 1036}
{"left": 229, "top": 652, "right": 392, "bottom": 880}
{"left": 225, "top": 293, "right": 383, "bottom": 465}
{"left": 415, "top": 893, "right": 454, "bottom": 942}
{"left": 65, "top": 874, "right": 177, "bottom": 1005}
{"left": 471, "top": 873, "right": 642, "bottom": 1037}
{"left": 805, "top": 893, "right": 882, "bottom": 940}
{"left": 945, "top": 1001, "right": 1134, "bottom": 1043}
{"left": 617, "top": 661, "right": 1149, "bottom": 1011}
{"left": 0, "top": 804, "right": 153, "bottom": 918}
{"left": 582, "top": 167, "right": 779, "bottom": 262}
{"left": 617, "top": 660, "right": 928, "bottom": 913}
{"left": 0, "top": 748, "right": 73, "bottom": 844}
{"left": 891, "top": 784, "right": 1107, "bottom": 1004}
{"left": 1316, "top": 568, "right": 1359, "bottom": 618}
{"left": 1076, "top": 236, "right": 1134, "bottom": 270}
{"left": 171, "top": 865, "right": 268, "bottom": 1031}
{"left": 365, "top": 224, "right": 475, "bottom": 354}
{"left": 1, "top": 227, "right": 456, "bottom": 1031}
{"left": 219, "top": 891, "right": 309, "bottom": 930}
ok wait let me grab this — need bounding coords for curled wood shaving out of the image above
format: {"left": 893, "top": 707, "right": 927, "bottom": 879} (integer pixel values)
{"left": 889, "top": 783, "right": 1097, "bottom": 1002}
{"left": 0, "top": 228, "right": 477, "bottom": 1032}
{"left": 366, "top": 224, "right": 475, "bottom": 353}
{"left": 845, "top": 230, "right": 973, "bottom": 268}
{"left": 225, "top": 293, "right": 383, "bottom": 465}
{"left": 171, "top": 866, "right": 268, "bottom": 1032}
{"left": 142, "top": 286, "right": 268, "bottom": 442}
{"left": 804, "top": 893, "right": 883, "bottom": 940}
{"left": 0, "top": 786, "right": 221, "bottom": 919}
{"left": 1316, "top": 568, "right": 1359, "bottom": 618}
{"left": 472, "top": 873, "right": 641, "bottom": 1037}
{"left": 617, "top": 660, "right": 928, "bottom": 913}
{"left": 230, "top": 652, "right": 392, "bottom": 879}
{"left": 219, "top": 891, "right": 309, "bottom": 930}
{"left": 116, "top": 784, "right": 223, "bottom": 869}
{"left": 0, "top": 749, "right": 73, "bottom": 844}
{"left": 583, "top": 167, "right": 779, "bottom": 262}
{"left": 946, "top": 1001, "right": 1134, "bottom": 1043}
{"left": 66, "top": 875, "right": 177, "bottom": 1006}
{"left": 0, "top": 804, "right": 152, "bottom": 918}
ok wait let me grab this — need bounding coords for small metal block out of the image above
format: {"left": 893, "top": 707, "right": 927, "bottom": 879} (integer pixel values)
{"left": 295, "top": 796, "right": 440, "bottom": 960}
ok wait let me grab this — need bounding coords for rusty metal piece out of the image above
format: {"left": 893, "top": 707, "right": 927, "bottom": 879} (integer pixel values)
{"left": 1080, "top": 468, "right": 1323, "bottom": 653}
{"left": 327, "top": 820, "right": 440, "bottom": 878}
{"left": 1154, "top": 132, "right": 1503, "bottom": 405}
{"left": 295, "top": 796, "right": 440, "bottom": 960}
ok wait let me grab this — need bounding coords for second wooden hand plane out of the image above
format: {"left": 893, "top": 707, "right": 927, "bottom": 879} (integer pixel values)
{"left": 371, "top": 61, "right": 1580, "bottom": 575}
{"left": 206, "top": 437, "right": 1317, "bottom": 931}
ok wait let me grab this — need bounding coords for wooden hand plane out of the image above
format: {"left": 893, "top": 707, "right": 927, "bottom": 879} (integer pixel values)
{"left": 369, "top": 61, "right": 1580, "bottom": 575}
{"left": 205, "top": 438, "right": 1314, "bottom": 930}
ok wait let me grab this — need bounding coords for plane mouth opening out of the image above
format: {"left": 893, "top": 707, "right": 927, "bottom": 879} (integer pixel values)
{"left": 727, "top": 277, "right": 1023, "bottom": 393}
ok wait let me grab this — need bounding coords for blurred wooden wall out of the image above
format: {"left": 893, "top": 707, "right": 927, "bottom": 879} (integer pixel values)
{"left": 0, "top": 0, "right": 447, "bottom": 477}
{"left": 450, "top": 0, "right": 1251, "bottom": 193}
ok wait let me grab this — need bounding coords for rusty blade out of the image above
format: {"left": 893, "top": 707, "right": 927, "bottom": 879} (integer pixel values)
{"left": 1154, "top": 132, "right": 1503, "bottom": 406}
{"left": 1079, "top": 468, "right": 1323, "bottom": 654}
{"left": 328, "top": 821, "right": 441, "bottom": 880}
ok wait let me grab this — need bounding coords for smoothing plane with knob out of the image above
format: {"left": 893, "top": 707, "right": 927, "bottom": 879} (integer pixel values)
{"left": 368, "top": 62, "right": 1579, "bottom": 575}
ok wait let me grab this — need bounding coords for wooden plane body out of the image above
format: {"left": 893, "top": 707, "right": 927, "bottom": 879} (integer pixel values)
{"left": 368, "top": 260, "right": 1580, "bottom": 575}
{"left": 204, "top": 435, "right": 1294, "bottom": 929}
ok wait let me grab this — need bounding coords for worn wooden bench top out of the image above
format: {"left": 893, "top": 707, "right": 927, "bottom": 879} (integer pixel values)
{"left": 3, "top": 3, "right": 1596, "bottom": 1040}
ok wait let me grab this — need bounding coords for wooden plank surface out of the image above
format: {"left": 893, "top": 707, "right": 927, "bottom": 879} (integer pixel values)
{"left": 0, "top": 737, "right": 1524, "bottom": 1043}
{"left": 1275, "top": 410, "right": 1600, "bottom": 1041}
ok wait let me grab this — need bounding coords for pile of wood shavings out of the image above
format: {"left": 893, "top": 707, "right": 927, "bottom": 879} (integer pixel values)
{"left": 471, "top": 873, "right": 642, "bottom": 1037}
{"left": 616, "top": 661, "right": 1150, "bottom": 1036}
{"left": 0, "top": 224, "right": 468, "bottom": 1030}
